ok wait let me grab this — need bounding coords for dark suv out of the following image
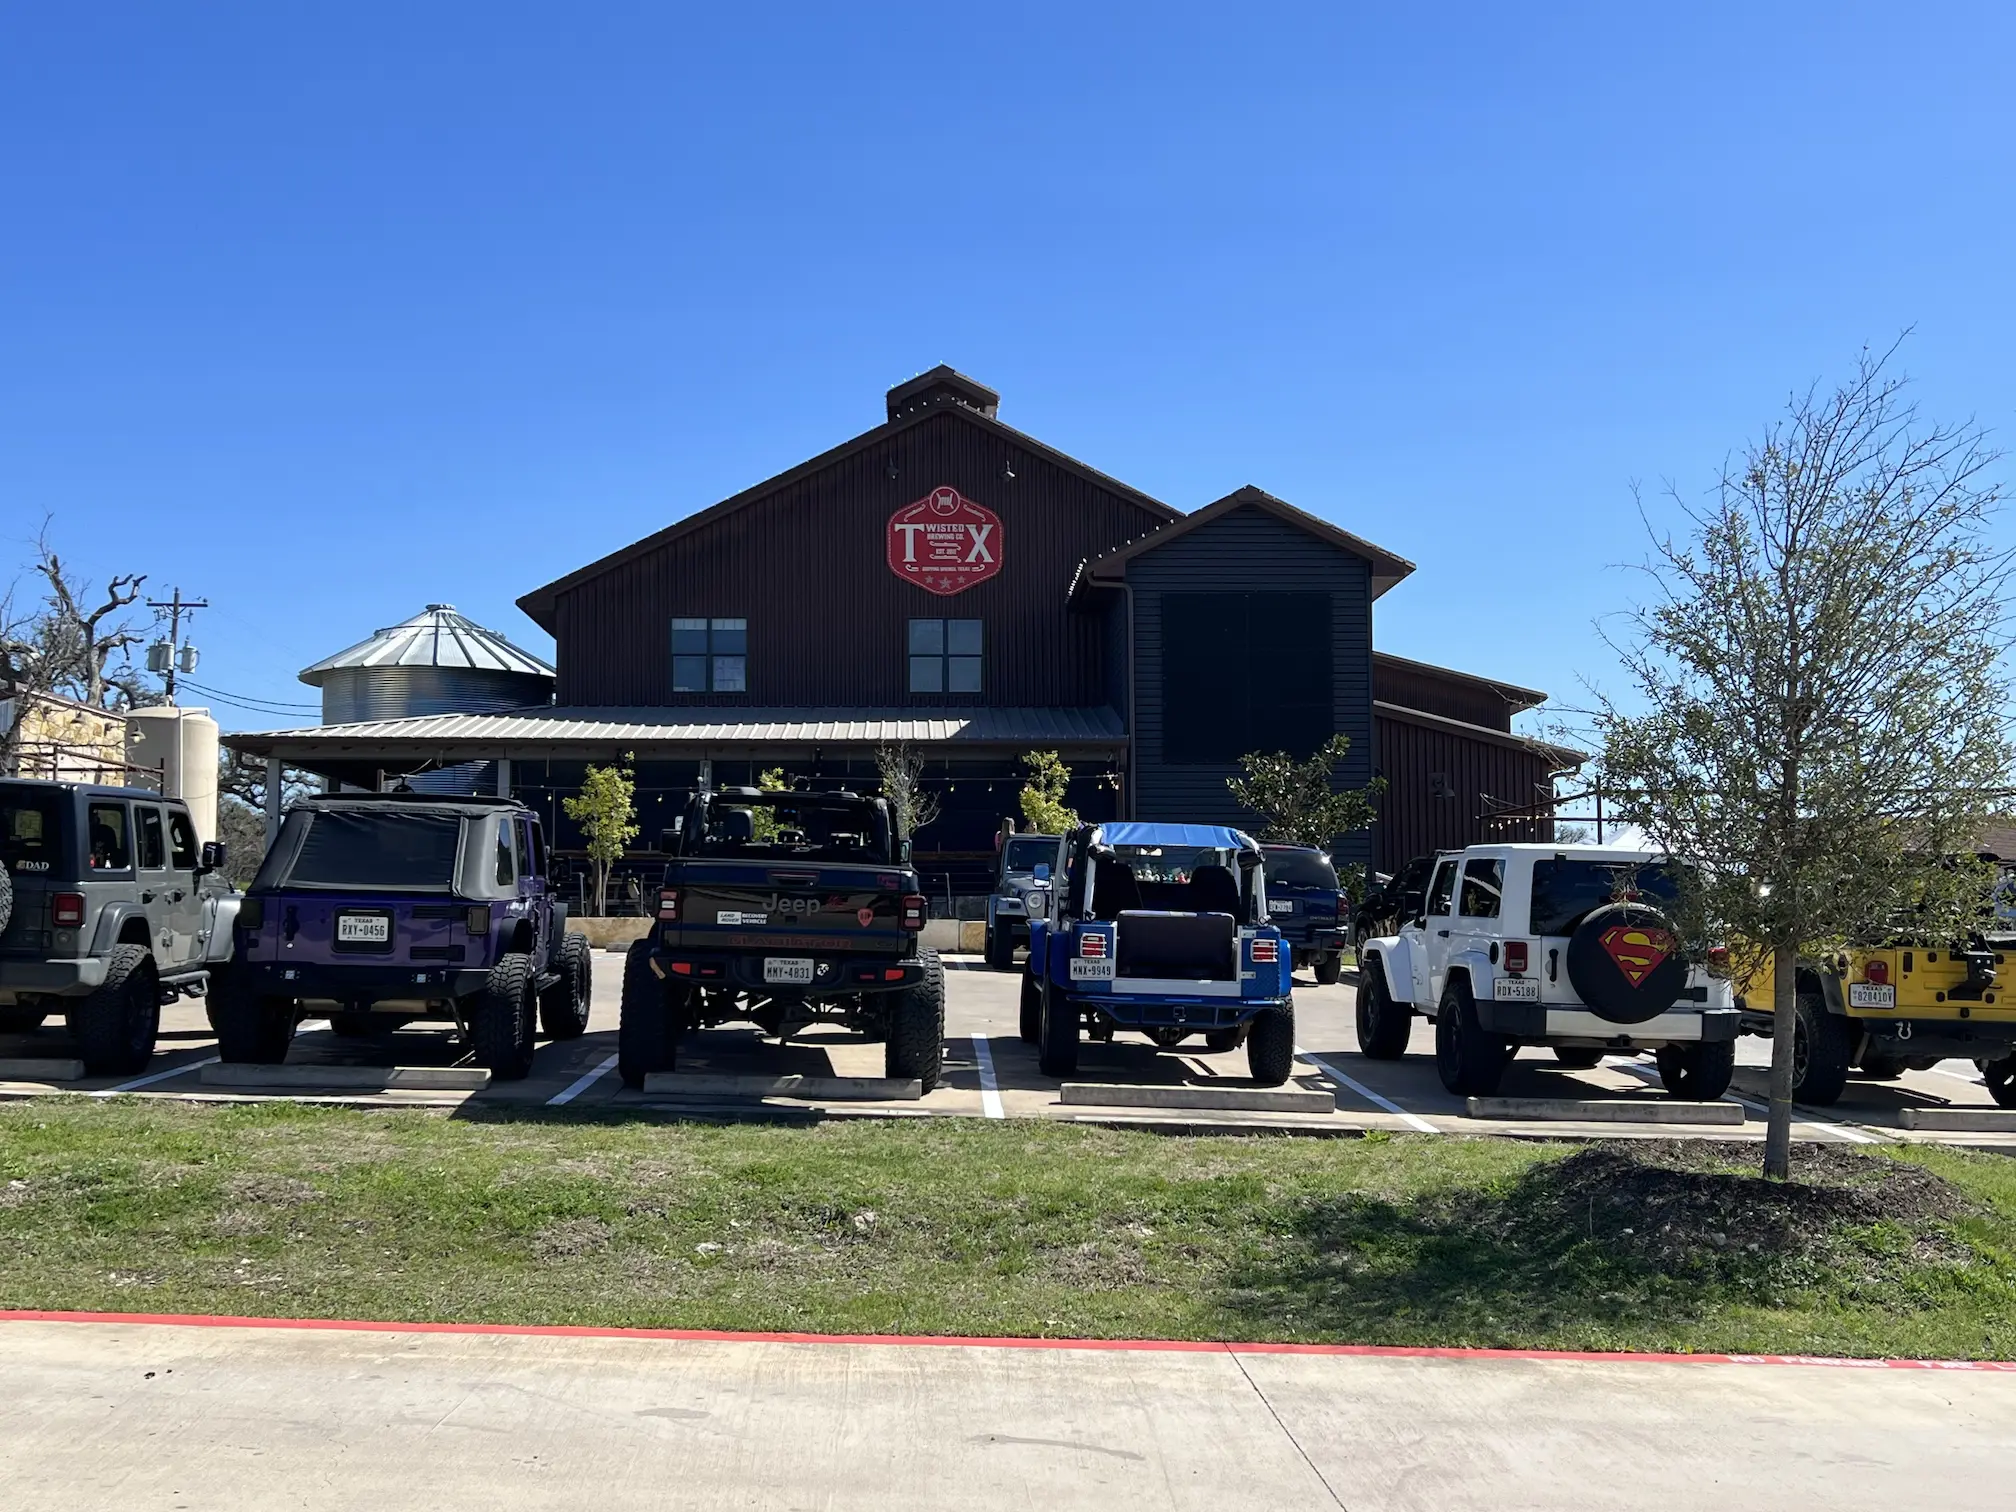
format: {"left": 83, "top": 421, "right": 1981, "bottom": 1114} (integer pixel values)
{"left": 216, "top": 793, "right": 590, "bottom": 1079}
{"left": 1259, "top": 844, "right": 1348, "bottom": 984}
{"left": 619, "top": 785, "right": 943, "bottom": 1090}
{"left": 1, "top": 778, "right": 237, "bottom": 1075}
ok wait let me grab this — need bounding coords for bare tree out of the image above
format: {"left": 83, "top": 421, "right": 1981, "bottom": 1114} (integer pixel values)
{"left": 1595, "top": 343, "right": 2014, "bottom": 1178}
{"left": 874, "top": 743, "right": 941, "bottom": 840}
{"left": 2, "top": 519, "right": 152, "bottom": 714}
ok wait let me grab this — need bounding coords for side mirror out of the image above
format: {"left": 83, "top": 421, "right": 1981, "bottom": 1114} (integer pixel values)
{"left": 1088, "top": 842, "right": 1117, "bottom": 864}
{"left": 1033, "top": 862, "right": 1051, "bottom": 882}
{"left": 1236, "top": 849, "right": 1262, "bottom": 872}
{"left": 199, "top": 840, "right": 227, "bottom": 874}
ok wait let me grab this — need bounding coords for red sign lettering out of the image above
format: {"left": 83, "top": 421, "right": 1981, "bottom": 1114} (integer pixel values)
{"left": 887, "top": 487, "right": 1003, "bottom": 596}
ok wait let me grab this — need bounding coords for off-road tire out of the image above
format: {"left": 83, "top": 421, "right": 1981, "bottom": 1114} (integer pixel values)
{"left": 1355, "top": 966, "right": 1412, "bottom": 1060}
{"left": 1857, "top": 1053, "right": 1908, "bottom": 1080}
{"left": 0, "top": 1008, "right": 48, "bottom": 1034}
{"left": 1246, "top": 1004, "right": 1295, "bottom": 1086}
{"left": 471, "top": 950, "right": 537, "bottom": 1081}
{"left": 540, "top": 932, "right": 593, "bottom": 1040}
{"left": 1147, "top": 1027, "right": 1192, "bottom": 1048}
{"left": 1313, "top": 951, "right": 1343, "bottom": 986}
{"left": 0, "top": 865, "right": 11, "bottom": 935}
{"left": 210, "top": 969, "right": 297, "bottom": 1065}
{"left": 1552, "top": 1046, "right": 1604, "bottom": 1069}
{"left": 618, "top": 939, "right": 679, "bottom": 1089}
{"left": 884, "top": 949, "right": 945, "bottom": 1090}
{"left": 1434, "top": 976, "right": 1507, "bottom": 1097}
{"left": 1655, "top": 1038, "right": 1735, "bottom": 1100}
{"left": 984, "top": 926, "right": 1015, "bottom": 972}
{"left": 69, "top": 943, "right": 161, "bottom": 1077}
{"left": 1037, "top": 977, "right": 1079, "bottom": 1078}
{"left": 1204, "top": 1026, "right": 1246, "bottom": 1053}
{"left": 1018, "top": 970, "right": 1041, "bottom": 1044}
{"left": 1793, "top": 992, "right": 1852, "bottom": 1106}
{"left": 1983, "top": 1056, "right": 2016, "bottom": 1110}
{"left": 329, "top": 1012, "right": 380, "bottom": 1038}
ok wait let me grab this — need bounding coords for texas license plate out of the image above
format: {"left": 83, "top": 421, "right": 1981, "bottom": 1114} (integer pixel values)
{"left": 763, "top": 957, "right": 815, "bottom": 985}
{"left": 1069, "top": 958, "right": 1115, "bottom": 981}
{"left": 1268, "top": 899, "right": 1295, "bottom": 915}
{"left": 336, "top": 913, "right": 391, "bottom": 945}
{"left": 1848, "top": 983, "right": 1896, "bottom": 1008}
{"left": 1494, "top": 976, "right": 1540, "bottom": 1001}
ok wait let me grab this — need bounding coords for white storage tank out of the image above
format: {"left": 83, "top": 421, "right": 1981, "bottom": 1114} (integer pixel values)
{"left": 125, "top": 705, "right": 221, "bottom": 843}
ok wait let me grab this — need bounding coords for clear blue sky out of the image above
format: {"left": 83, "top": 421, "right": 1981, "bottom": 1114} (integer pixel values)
{"left": 4, "top": 3, "right": 2011, "bottom": 735}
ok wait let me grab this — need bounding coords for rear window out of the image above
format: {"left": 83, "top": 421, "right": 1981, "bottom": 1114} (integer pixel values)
{"left": 283, "top": 811, "right": 464, "bottom": 889}
{"left": 1529, "top": 858, "right": 1685, "bottom": 937}
{"left": 1262, "top": 849, "right": 1339, "bottom": 891}
{"left": 1002, "top": 836, "right": 1055, "bottom": 873}
{"left": 690, "top": 796, "right": 892, "bottom": 864}
{"left": 2, "top": 790, "right": 63, "bottom": 872}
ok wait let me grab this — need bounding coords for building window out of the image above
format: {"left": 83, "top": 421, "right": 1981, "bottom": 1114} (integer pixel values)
{"left": 1160, "top": 592, "right": 1332, "bottom": 764}
{"left": 672, "top": 617, "right": 747, "bottom": 693}
{"left": 908, "top": 619, "right": 982, "bottom": 694}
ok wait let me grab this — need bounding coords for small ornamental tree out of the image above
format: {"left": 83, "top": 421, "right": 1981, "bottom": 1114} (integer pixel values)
{"left": 874, "top": 743, "right": 941, "bottom": 841}
{"left": 749, "top": 766, "right": 789, "bottom": 842}
{"left": 1594, "top": 346, "right": 2014, "bottom": 1179}
{"left": 1018, "top": 751, "right": 1079, "bottom": 834}
{"left": 563, "top": 754, "right": 639, "bottom": 916}
{"left": 1227, "top": 734, "right": 1385, "bottom": 852}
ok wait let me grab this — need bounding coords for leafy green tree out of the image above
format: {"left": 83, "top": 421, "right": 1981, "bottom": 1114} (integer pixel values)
{"left": 563, "top": 754, "right": 639, "bottom": 916}
{"left": 1227, "top": 734, "right": 1384, "bottom": 851}
{"left": 1594, "top": 346, "right": 2013, "bottom": 1179}
{"left": 749, "top": 766, "right": 789, "bottom": 842}
{"left": 1018, "top": 751, "right": 1079, "bottom": 834}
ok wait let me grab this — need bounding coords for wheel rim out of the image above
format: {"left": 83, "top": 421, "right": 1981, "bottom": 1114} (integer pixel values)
{"left": 1792, "top": 1015, "right": 1810, "bottom": 1085}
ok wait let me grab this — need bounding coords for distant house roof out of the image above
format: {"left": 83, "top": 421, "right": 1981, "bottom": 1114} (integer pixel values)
{"left": 1084, "top": 485, "right": 1416, "bottom": 599}
{"left": 1373, "top": 701, "right": 1585, "bottom": 769}
{"left": 1372, "top": 651, "right": 1548, "bottom": 713}
{"left": 298, "top": 605, "right": 555, "bottom": 688}
{"left": 515, "top": 370, "right": 1183, "bottom": 633}
{"left": 223, "top": 704, "right": 1126, "bottom": 762}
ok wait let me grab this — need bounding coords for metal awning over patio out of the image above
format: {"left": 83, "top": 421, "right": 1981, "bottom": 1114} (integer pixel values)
{"left": 223, "top": 705, "right": 1127, "bottom": 766}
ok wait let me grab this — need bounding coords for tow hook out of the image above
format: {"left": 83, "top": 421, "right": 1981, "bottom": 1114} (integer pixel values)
{"left": 1897, "top": 1021, "right": 1913, "bottom": 1041}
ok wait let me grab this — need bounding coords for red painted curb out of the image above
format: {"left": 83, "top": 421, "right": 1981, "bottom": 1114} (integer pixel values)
{"left": 4, "top": 1309, "right": 2014, "bottom": 1371}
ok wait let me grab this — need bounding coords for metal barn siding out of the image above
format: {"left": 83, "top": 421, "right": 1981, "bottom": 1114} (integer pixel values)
{"left": 320, "top": 666, "right": 547, "bottom": 725}
{"left": 548, "top": 407, "right": 1170, "bottom": 711}
{"left": 1371, "top": 710, "right": 1558, "bottom": 872}
{"left": 1128, "top": 503, "right": 1375, "bottom": 863}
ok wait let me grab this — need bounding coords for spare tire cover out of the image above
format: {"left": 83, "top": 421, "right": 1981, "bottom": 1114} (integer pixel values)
{"left": 1564, "top": 901, "right": 1688, "bottom": 1024}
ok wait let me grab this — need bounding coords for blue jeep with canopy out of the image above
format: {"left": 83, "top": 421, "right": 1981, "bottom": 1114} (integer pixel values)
{"left": 1020, "top": 821, "right": 1297, "bottom": 1084}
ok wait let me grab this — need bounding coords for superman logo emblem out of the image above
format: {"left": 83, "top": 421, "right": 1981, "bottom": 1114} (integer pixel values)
{"left": 1599, "top": 925, "right": 1673, "bottom": 987}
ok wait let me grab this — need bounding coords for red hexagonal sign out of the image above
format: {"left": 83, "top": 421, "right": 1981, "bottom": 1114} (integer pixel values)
{"left": 887, "top": 486, "right": 1002, "bottom": 596}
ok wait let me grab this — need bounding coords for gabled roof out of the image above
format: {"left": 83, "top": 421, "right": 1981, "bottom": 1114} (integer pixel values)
{"left": 515, "top": 373, "right": 1181, "bottom": 633}
{"left": 1373, "top": 700, "right": 1585, "bottom": 770}
{"left": 299, "top": 605, "right": 554, "bottom": 687}
{"left": 1084, "top": 485, "right": 1415, "bottom": 598}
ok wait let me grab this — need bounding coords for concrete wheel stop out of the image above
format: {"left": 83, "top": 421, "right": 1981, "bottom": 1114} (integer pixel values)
{"left": 1465, "top": 1096, "right": 1745, "bottom": 1125}
{"left": 1898, "top": 1106, "right": 2016, "bottom": 1132}
{"left": 640, "top": 1073, "right": 924, "bottom": 1102}
{"left": 200, "top": 1064, "right": 493, "bottom": 1091}
{"left": 0, "top": 1057, "right": 85, "bottom": 1083}
{"left": 1059, "top": 1082, "right": 1336, "bottom": 1114}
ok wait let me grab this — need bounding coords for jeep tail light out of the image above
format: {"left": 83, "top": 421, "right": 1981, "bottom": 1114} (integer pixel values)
{"left": 1080, "top": 933, "right": 1107, "bottom": 958}
{"left": 658, "top": 887, "right": 681, "bottom": 922}
{"left": 1251, "top": 937, "right": 1279, "bottom": 963}
{"left": 1706, "top": 945, "right": 1731, "bottom": 976}
{"left": 465, "top": 905, "right": 490, "bottom": 936}
{"left": 899, "top": 894, "right": 927, "bottom": 932}
{"left": 51, "top": 893, "right": 85, "bottom": 929}
{"left": 1864, "top": 959, "right": 1889, "bottom": 986}
{"left": 1503, "top": 940, "right": 1528, "bottom": 974}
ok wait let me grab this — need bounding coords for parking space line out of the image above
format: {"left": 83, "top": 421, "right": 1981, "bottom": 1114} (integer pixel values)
{"left": 1295, "top": 1046, "right": 1439, "bottom": 1134}
{"left": 970, "top": 1034, "right": 1004, "bottom": 1119}
{"left": 546, "top": 1053, "right": 618, "bottom": 1107}
{"left": 92, "top": 1055, "right": 220, "bottom": 1096}
{"left": 1614, "top": 1060, "right": 1883, "bottom": 1143}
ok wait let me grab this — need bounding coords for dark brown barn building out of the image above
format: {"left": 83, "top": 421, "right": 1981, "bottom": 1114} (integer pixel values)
{"left": 230, "top": 367, "right": 1577, "bottom": 891}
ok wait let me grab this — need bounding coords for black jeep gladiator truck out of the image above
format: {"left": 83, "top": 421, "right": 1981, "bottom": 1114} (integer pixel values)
{"left": 618, "top": 785, "right": 943, "bottom": 1091}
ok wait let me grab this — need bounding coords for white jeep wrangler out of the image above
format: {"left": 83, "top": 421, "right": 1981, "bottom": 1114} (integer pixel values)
{"left": 1353, "top": 844, "right": 1739, "bottom": 1098}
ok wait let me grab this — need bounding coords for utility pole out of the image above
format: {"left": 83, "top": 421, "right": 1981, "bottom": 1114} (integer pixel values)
{"left": 145, "top": 588, "right": 208, "bottom": 705}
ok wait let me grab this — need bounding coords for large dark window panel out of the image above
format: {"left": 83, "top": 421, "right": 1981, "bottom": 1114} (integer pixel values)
{"left": 1161, "top": 592, "right": 1333, "bottom": 764}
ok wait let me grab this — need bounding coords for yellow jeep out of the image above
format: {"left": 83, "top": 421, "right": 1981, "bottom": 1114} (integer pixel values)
{"left": 1737, "top": 938, "right": 2016, "bottom": 1106}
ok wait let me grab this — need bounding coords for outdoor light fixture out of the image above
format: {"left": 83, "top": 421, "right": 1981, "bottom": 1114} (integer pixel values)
{"left": 885, "top": 459, "right": 899, "bottom": 479}
{"left": 1002, "top": 459, "right": 1016, "bottom": 479}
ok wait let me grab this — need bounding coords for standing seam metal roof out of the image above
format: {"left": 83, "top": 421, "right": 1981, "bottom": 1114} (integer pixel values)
{"left": 298, "top": 605, "right": 556, "bottom": 686}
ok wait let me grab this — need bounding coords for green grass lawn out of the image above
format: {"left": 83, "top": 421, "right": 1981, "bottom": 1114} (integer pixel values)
{"left": 3, "top": 1099, "right": 2014, "bottom": 1359}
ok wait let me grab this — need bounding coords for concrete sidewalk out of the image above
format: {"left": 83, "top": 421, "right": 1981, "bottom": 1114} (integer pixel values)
{"left": 4, "top": 1319, "right": 2013, "bottom": 1510}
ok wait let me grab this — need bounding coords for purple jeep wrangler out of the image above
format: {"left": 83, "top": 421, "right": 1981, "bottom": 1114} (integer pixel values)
{"left": 214, "top": 793, "right": 590, "bottom": 1079}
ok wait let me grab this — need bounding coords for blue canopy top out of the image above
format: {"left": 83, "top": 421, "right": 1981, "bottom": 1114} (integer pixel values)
{"left": 1097, "top": 821, "right": 1257, "bottom": 851}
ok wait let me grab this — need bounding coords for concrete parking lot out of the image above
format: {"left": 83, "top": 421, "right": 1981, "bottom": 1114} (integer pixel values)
{"left": 3, "top": 955, "right": 2014, "bottom": 1149}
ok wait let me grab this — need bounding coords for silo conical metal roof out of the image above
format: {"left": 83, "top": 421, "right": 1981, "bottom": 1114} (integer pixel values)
{"left": 298, "top": 605, "right": 555, "bottom": 688}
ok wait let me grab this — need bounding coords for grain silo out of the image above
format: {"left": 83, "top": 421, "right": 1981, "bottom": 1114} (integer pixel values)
{"left": 299, "top": 605, "right": 554, "bottom": 791}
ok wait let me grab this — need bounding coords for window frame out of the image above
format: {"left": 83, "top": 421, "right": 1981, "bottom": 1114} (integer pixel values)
{"left": 136, "top": 806, "right": 167, "bottom": 871}
{"left": 87, "top": 802, "right": 133, "bottom": 873}
{"left": 908, "top": 617, "right": 983, "bottom": 696}
{"left": 671, "top": 616, "right": 749, "bottom": 694}
{"left": 1424, "top": 859, "right": 1458, "bottom": 919}
{"left": 168, "top": 810, "right": 199, "bottom": 870}
{"left": 1457, "top": 857, "right": 1504, "bottom": 919}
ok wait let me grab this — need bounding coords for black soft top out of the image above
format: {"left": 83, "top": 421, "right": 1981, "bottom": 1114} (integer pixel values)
{"left": 297, "top": 792, "right": 530, "bottom": 817}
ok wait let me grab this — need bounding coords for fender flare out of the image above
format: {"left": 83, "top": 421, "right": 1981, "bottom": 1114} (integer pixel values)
{"left": 202, "top": 894, "right": 244, "bottom": 963}
{"left": 1444, "top": 950, "right": 1495, "bottom": 1002}
{"left": 1361, "top": 938, "right": 1415, "bottom": 1008}
{"left": 89, "top": 900, "right": 152, "bottom": 955}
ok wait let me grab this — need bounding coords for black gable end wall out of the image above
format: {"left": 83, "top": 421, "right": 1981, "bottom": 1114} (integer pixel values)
{"left": 1129, "top": 504, "right": 1374, "bottom": 865}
